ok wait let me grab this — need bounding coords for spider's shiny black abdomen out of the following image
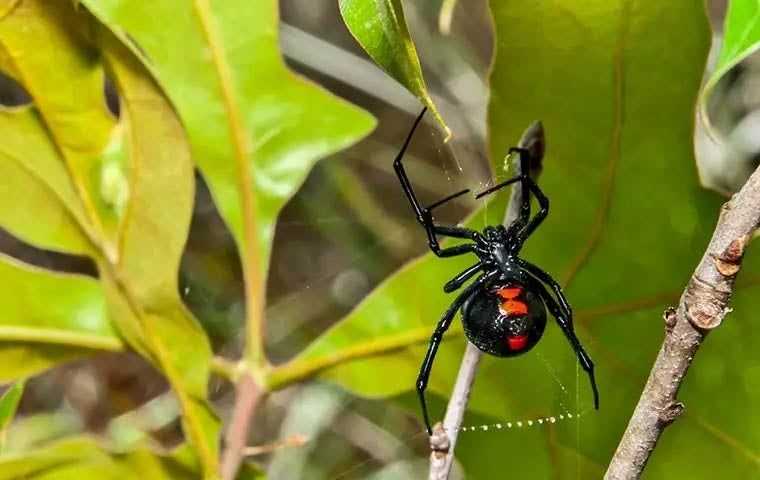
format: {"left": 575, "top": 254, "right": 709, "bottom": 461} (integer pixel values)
{"left": 461, "top": 281, "right": 547, "bottom": 357}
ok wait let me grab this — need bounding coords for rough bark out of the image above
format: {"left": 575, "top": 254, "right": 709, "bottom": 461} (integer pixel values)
{"left": 605, "top": 164, "right": 760, "bottom": 479}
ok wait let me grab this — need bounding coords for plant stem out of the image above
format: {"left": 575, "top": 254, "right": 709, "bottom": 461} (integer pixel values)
{"left": 428, "top": 121, "right": 544, "bottom": 479}
{"left": 429, "top": 341, "right": 482, "bottom": 479}
{"left": 221, "top": 373, "right": 263, "bottom": 480}
{"left": 438, "top": 0, "right": 458, "bottom": 35}
{"left": 605, "top": 163, "right": 760, "bottom": 479}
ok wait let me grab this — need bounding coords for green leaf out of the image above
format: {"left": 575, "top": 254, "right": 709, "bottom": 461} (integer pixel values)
{"left": 0, "top": 107, "right": 93, "bottom": 256}
{"left": 339, "top": 0, "right": 450, "bottom": 137}
{"left": 0, "top": 379, "right": 25, "bottom": 452}
{"left": 701, "top": 0, "right": 760, "bottom": 124}
{"left": 0, "top": 436, "right": 212, "bottom": 480}
{"left": 0, "top": 0, "right": 120, "bottom": 252}
{"left": 0, "top": 254, "right": 122, "bottom": 381}
{"left": 96, "top": 31, "right": 220, "bottom": 472}
{"left": 273, "top": 1, "right": 760, "bottom": 477}
{"left": 80, "top": 0, "right": 376, "bottom": 370}
{"left": 0, "top": 2, "right": 218, "bottom": 474}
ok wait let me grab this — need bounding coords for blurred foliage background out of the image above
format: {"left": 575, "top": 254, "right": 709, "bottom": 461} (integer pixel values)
{"left": 0, "top": 0, "right": 758, "bottom": 479}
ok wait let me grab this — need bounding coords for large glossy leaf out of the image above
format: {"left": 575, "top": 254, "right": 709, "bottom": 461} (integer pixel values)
{"left": 0, "top": 1, "right": 218, "bottom": 474}
{"left": 80, "top": 0, "right": 376, "bottom": 367}
{"left": 273, "top": 1, "right": 760, "bottom": 477}
{"left": 338, "top": 0, "right": 449, "bottom": 136}
{"left": 701, "top": 0, "right": 760, "bottom": 122}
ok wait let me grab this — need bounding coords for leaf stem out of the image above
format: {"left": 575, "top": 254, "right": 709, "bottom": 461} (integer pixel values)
{"left": 0, "top": 326, "right": 123, "bottom": 351}
{"left": 192, "top": 0, "right": 266, "bottom": 371}
{"left": 265, "top": 324, "right": 464, "bottom": 391}
{"left": 211, "top": 356, "right": 241, "bottom": 383}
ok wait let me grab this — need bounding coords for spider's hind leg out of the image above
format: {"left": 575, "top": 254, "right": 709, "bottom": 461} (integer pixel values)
{"left": 417, "top": 271, "right": 495, "bottom": 434}
{"left": 523, "top": 273, "right": 599, "bottom": 410}
{"left": 443, "top": 262, "right": 484, "bottom": 293}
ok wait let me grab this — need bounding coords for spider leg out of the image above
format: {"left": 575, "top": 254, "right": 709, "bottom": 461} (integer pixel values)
{"left": 522, "top": 273, "right": 599, "bottom": 410}
{"left": 474, "top": 147, "right": 548, "bottom": 240}
{"left": 417, "top": 270, "right": 497, "bottom": 434}
{"left": 474, "top": 175, "right": 522, "bottom": 200}
{"left": 511, "top": 147, "right": 532, "bottom": 228}
{"left": 516, "top": 258, "right": 571, "bottom": 317}
{"left": 393, "top": 108, "right": 483, "bottom": 257}
{"left": 517, "top": 174, "right": 549, "bottom": 242}
{"left": 443, "top": 262, "right": 484, "bottom": 293}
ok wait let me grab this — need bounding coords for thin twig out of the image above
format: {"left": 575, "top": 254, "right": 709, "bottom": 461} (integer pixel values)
{"left": 605, "top": 164, "right": 760, "bottom": 479}
{"left": 221, "top": 373, "right": 262, "bottom": 480}
{"left": 438, "top": 0, "right": 458, "bottom": 35}
{"left": 428, "top": 122, "right": 545, "bottom": 479}
{"left": 242, "top": 433, "right": 308, "bottom": 457}
{"left": 428, "top": 341, "right": 482, "bottom": 479}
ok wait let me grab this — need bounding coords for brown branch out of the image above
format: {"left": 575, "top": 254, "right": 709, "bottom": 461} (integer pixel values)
{"left": 428, "top": 121, "right": 544, "bottom": 479}
{"left": 221, "top": 372, "right": 262, "bottom": 480}
{"left": 605, "top": 164, "right": 760, "bottom": 479}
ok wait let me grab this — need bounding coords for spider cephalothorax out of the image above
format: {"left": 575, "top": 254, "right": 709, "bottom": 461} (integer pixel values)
{"left": 393, "top": 108, "right": 599, "bottom": 434}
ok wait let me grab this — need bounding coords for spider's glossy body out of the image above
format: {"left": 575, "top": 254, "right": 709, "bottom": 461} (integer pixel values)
{"left": 462, "top": 280, "right": 546, "bottom": 357}
{"left": 394, "top": 109, "right": 599, "bottom": 434}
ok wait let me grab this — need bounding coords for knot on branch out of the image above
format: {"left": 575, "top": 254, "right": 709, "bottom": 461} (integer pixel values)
{"left": 662, "top": 306, "right": 677, "bottom": 333}
{"left": 429, "top": 422, "right": 450, "bottom": 456}
{"left": 658, "top": 402, "right": 685, "bottom": 426}
{"left": 684, "top": 276, "right": 730, "bottom": 330}
{"left": 683, "top": 236, "right": 748, "bottom": 330}
{"left": 711, "top": 235, "right": 749, "bottom": 277}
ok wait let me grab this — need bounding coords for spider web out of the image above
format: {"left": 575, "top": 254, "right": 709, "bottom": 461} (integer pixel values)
{"left": 270, "top": 137, "right": 590, "bottom": 479}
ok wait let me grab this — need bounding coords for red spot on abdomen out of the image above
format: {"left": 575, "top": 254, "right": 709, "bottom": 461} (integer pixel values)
{"left": 508, "top": 335, "right": 529, "bottom": 351}
{"left": 497, "top": 287, "right": 522, "bottom": 299}
{"left": 496, "top": 286, "right": 528, "bottom": 316}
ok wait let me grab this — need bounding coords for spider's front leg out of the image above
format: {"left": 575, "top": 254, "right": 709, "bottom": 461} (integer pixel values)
{"left": 473, "top": 147, "right": 548, "bottom": 239}
{"left": 417, "top": 270, "right": 497, "bottom": 434}
{"left": 523, "top": 271, "right": 600, "bottom": 410}
{"left": 393, "top": 109, "right": 483, "bottom": 258}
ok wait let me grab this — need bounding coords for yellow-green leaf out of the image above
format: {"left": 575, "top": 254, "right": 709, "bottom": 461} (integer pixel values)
{"left": 0, "top": 0, "right": 120, "bottom": 253}
{"left": 0, "top": 2, "right": 218, "bottom": 475}
{"left": 0, "top": 379, "right": 25, "bottom": 452}
{"left": 0, "top": 436, "right": 212, "bottom": 480}
{"left": 95, "top": 27, "right": 219, "bottom": 475}
{"left": 0, "top": 107, "right": 92, "bottom": 255}
{"left": 80, "top": 0, "right": 376, "bottom": 370}
{"left": 0, "top": 254, "right": 122, "bottom": 381}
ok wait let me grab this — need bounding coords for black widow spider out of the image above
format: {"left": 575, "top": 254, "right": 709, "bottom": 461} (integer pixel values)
{"left": 393, "top": 108, "right": 599, "bottom": 435}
